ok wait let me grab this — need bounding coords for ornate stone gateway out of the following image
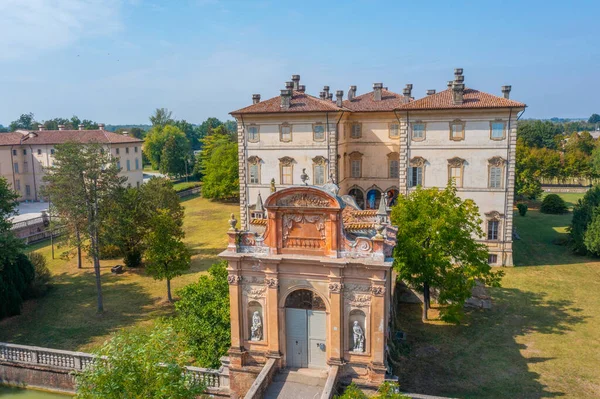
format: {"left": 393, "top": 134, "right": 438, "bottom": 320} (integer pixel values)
{"left": 220, "top": 185, "right": 395, "bottom": 397}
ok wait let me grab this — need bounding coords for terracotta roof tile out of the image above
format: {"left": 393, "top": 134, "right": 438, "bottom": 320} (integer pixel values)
{"left": 342, "top": 89, "right": 409, "bottom": 112}
{"left": 0, "top": 130, "right": 143, "bottom": 146}
{"left": 398, "top": 88, "right": 526, "bottom": 110}
{"left": 231, "top": 91, "right": 345, "bottom": 114}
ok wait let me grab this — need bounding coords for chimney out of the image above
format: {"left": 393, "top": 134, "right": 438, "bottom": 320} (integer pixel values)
{"left": 403, "top": 84, "right": 412, "bottom": 101}
{"left": 323, "top": 86, "right": 330, "bottom": 99}
{"left": 452, "top": 82, "right": 465, "bottom": 105}
{"left": 58, "top": 124, "right": 65, "bottom": 130}
{"left": 327, "top": 93, "right": 333, "bottom": 101}
{"left": 285, "top": 81, "right": 294, "bottom": 91}
{"left": 291, "top": 75, "right": 300, "bottom": 90}
{"left": 348, "top": 85, "right": 357, "bottom": 101}
{"left": 38, "top": 125, "right": 46, "bottom": 131}
{"left": 454, "top": 68, "right": 464, "bottom": 78}
{"left": 447, "top": 81, "right": 453, "bottom": 89}
{"left": 427, "top": 89, "right": 436, "bottom": 96}
{"left": 502, "top": 85, "right": 512, "bottom": 99}
{"left": 319, "top": 91, "right": 326, "bottom": 100}
{"left": 373, "top": 83, "right": 383, "bottom": 101}
{"left": 298, "top": 85, "right": 306, "bottom": 93}
{"left": 252, "top": 94, "right": 261, "bottom": 104}
{"left": 78, "top": 124, "right": 84, "bottom": 131}
{"left": 336, "top": 90, "right": 344, "bottom": 107}
{"left": 123, "top": 131, "right": 129, "bottom": 137}
{"left": 98, "top": 123, "right": 105, "bottom": 131}
{"left": 280, "top": 89, "right": 292, "bottom": 109}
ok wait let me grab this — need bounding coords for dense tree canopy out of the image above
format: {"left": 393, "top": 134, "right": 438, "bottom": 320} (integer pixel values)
{"left": 570, "top": 186, "right": 600, "bottom": 255}
{"left": 588, "top": 114, "right": 600, "bottom": 124}
{"left": 391, "top": 183, "right": 503, "bottom": 322}
{"left": 160, "top": 132, "right": 192, "bottom": 178}
{"left": 144, "top": 125, "right": 190, "bottom": 173}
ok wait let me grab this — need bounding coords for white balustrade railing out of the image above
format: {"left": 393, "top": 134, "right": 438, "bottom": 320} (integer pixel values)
{"left": 0, "top": 342, "right": 228, "bottom": 389}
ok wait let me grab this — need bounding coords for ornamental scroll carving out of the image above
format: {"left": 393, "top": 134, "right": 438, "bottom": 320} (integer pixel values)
{"left": 410, "top": 156, "right": 427, "bottom": 167}
{"left": 277, "top": 193, "right": 331, "bottom": 208}
{"left": 343, "top": 284, "right": 372, "bottom": 308}
{"left": 370, "top": 285, "right": 386, "bottom": 296}
{"left": 265, "top": 277, "right": 279, "bottom": 289}
{"left": 488, "top": 156, "right": 506, "bottom": 167}
{"left": 243, "top": 285, "right": 266, "bottom": 299}
{"left": 227, "top": 275, "right": 242, "bottom": 285}
{"left": 447, "top": 157, "right": 466, "bottom": 167}
{"left": 282, "top": 214, "right": 327, "bottom": 250}
{"left": 279, "top": 156, "right": 295, "bottom": 166}
{"left": 328, "top": 282, "right": 344, "bottom": 293}
{"left": 485, "top": 210, "right": 503, "bottom": 220}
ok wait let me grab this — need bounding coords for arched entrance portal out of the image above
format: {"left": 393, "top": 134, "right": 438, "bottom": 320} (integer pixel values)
{"left": 284, "top": 289, "right": 327, "bottom": 368}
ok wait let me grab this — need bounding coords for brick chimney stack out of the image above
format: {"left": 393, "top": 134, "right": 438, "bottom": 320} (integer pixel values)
{"left": 298, "top": 85, "right": 306, "bottom": 93}
{"left": 285, "top": 81, "right": 294, "bottom": 91}
{"left": 427, "top": 89, "right": 436, "bottom": 96}
{"left": 502, "top": 85, "right": 512, "bottom": 99}
{"left": 291, "top": 75, "right": 300, "bottom": 90}
{"left": 336, "top": 90, "right": 344, "bottom": 107}
{"left": 38, "top": 125, "right": 46, "bottom": 131}
{"left": 78, "top": 124, "right": 84, "bottom": 131}
{"left": 373, "top": 83, "right": 383, "bottom": 101}
{"left": 280, "top": 89, "right": 292, "bottom": 109}
{"left": 58, "top": 124, "right": 65, "bottom": 130}
{"left": 348, "top": 86, "right": 357, "bottom": 101}
{"left": 452, "top": 68, "right": 465, "bottom": 105}
{"left": 98, "top": 123, "right": 105, "bottom": 131}
{"left": 323, "top": 86, "right": 330, "bottom": 99}
{"left": 327, "top": 92, "right": 333, "bottom": 101}
{"left": 252, "top": 94, "right": 261, "bottom": 104}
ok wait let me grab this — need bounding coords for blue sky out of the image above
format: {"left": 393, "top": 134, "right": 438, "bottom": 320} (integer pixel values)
{"left": 0, "top": 0, "right": 598, "bottom": 124}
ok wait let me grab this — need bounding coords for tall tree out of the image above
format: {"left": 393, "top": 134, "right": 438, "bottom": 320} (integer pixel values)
{"left": 197, "top": 117, "right": 223, "bottom": 141}
{"left": 9, "top": 112, "right": 36, "bottom": 131}
{"left": 75, "top": 323, "right": 205, "bottom": 399}
{"left": 517, "top": 120, "right": 564, "bottom": 149}
{"left": 174, "top": 119, "right": 201, "bottom": 151}
{"left": 43, "top": 142, "right": 125, "bottom": 313}
{"left": 143, "top": 125, "right": 186, "bottom": 171}
{"left": 200, "top": 141, "right": 238, "bottom": 200}
{"left": 149, "top": 108, "right": 174, "bottom": 128}
{"left": 144, "top": 209, "right": 190, "bottom": 302}
{"left": 588, "top": 114, "right": 600, "bottom": 124}
{"left": 391, "top": 183, "right": 503, "bottom": 322}
{"left": 160, "top": 132, "right": 191, "bottom": 178}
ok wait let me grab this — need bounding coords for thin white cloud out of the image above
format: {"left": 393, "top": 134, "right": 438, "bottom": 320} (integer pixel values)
{"left": 0, "top": 0, "right": 123, "bottom": 61}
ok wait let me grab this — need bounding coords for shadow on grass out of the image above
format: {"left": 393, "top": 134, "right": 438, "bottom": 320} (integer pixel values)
{"left": 391, "top": 286, "right": 587, "bottom": 399}
{"left": 0, "top": 271, "right": 165, "bottom": 351}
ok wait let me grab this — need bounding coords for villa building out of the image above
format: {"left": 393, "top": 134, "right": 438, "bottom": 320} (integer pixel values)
{"left": 0, "top": 124, "right": 143, "bottom": 201}
{"left": 230, "top": 69, "right": 526, "bottom": 267}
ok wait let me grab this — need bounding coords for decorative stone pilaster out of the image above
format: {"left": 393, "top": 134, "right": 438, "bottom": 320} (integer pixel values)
{"left": 263, "top": 260, "right": 281, "bottom": 358}
{"left": 328, "top": 119, "right": 338, "bottom": 182}
{"left": 328, "top": 268, "right": 344, "bottom": 366}
{"left": 227, "top": 261, "right": 245, "bottom": 366}
{"left": 398, "top": 119, "right": 409, "bottom": 196}
{"left": 503, "top": 115, "right": 518, "bottom": 266}
{"left": 369, "top": 279, "right": 386, "bottom": 370}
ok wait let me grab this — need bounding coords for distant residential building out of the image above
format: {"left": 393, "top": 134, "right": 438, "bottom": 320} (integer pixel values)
{"left": 230, "top": 69, "right": 526, "bottom": 266}
{"left": 0, "top": 124, "right": 143, "bottom": 201}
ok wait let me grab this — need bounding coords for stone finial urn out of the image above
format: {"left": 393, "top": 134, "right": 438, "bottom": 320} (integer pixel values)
{"left": 228, "top": 213, "right": 238, "bottom": 231}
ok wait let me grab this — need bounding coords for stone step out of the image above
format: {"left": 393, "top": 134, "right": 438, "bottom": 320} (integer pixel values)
{"left": 273, "top": 369, "right": 327, "bottom": 387}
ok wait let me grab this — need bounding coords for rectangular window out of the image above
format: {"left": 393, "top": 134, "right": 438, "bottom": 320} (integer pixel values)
{"left": 451, "top": 122, "right": 464, "bottom": 140}
{"left": 134, "top": 146, "right": 138, "bottom": 153}
{"left": 25, "top": 185, "right": 31, "bottom": 196}
{"left": 23, "top": 149, "right": 27, "bottom": 155}
{"left": 248, "top": 126, "right": 259, "bottom": 142}
{"left": 23, "top": 161, "right": 28, "bottom": 173}
{"left": 126, "top": 147, "right": 130, "bottom": 154}
{"left": 412, "top": 123, "right": 425, "bottom": 140}
{"left": 280, "top": 125, "right": 292, "bottom": 142}
{"left": 389, "top": 123, "right": 399, "bottom": 138}
{"left": 12, "top": 150, "right": 17, "bottom": 156}
{"left": 490, "top": 166, "right": 502, "bottom": 188}
{"left": 281, "top": 165, "right": 293, "bottom": 184}
{"left": 409, "top": 167, "right": 423, "bottom": 187}
{"left": 136, "top": 181, "right": 140, "bottom": 188}
{"left": 15, "top": 179, "right": 20, "bottom": 191}
{"left": 126, "top": 160, "right": 131, "bottom": 171}
{"left": 313, "top": 124, "right": 325, "bottom": 141}
{"left": 488, "top": 220, "right": 499, "bottom": 240}
{"left": 351, "top": 160, "right": 361, "bottom": 178}
{"left": 488, "top": 254, "right": 498, "bottom": 264}
{"left": 135, "top": 158, "right": 139, "bottom": 170}
{"left": 450, "top": 166, "right": 463, "bottom": 187}
{"left": 314, "top": 164, "right": 325, "bottom": 185}
{"left": 50, "top": 148, "right": 55, "bottom": 155}
{"left": 116, "top": 148, "right": 120, "bottom": 155}
{"left": 117, "top": 160, "right": 121, "bottom": 170}
{"left": 351, "top": 123, "right": 361, "bottom": 139}
{"left": 249, "top": 163, "right": 260, "bottom": 184}
{"left": 13, "top": 163, "right": 19, "bottom": 174}
{"left": 389, "top": 160, "right": 399, "bottom": 178}
{"left": 491, "top": 122, "right": 505, "bottom": 139}
{"left": 37, "top": 149, "right": 42, "bottom": 155}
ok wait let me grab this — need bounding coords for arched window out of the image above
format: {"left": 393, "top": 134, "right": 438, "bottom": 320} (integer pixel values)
{"left": 285, "top": 289, "right": 326, "bottom": 311}
{"left": 366, "top": 188, "right": 382, "bottom": 210}
{"left": 348, "top": 188, "right": 365, "bottom": 210}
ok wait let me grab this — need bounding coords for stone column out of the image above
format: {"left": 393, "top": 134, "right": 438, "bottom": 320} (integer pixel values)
{"left": 398, "top": 118, "right": 409, "bottom": 196}
{"left": 227, "top": 260, "right": 245, "bottom": 368}
{"left": 263, "top": 261, "right": 281, "bottom": 359}
{"left": 368, "top": 280, "right": 387, "bottom": 383}
{"left": 327, "top": 270, "right": 344, "bottom": 365}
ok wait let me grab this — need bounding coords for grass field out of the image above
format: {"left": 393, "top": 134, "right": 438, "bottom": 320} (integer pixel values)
{"left": 394, "top": 192, "right": 600, "bottom": 399}
{"left": 0, "top": 195, "right": 237, "bottom": 351}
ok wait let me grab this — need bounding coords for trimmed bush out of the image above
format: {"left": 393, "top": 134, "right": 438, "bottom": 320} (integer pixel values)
{"left": 540, "top": 194, "right": 568, "bottom": 214}
{"left": 571, "top": 186, "right": 600, "bottom": 254}
{"left": 27, "top": 252, "right": 51, "bottom": 298}
{"left": 517, "top": 203, "right": 528, "bottom": 217}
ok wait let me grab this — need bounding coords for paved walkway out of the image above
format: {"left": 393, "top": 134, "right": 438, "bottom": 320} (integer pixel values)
{"left": 264, "top": 369, "right": 327, "bottom": 399}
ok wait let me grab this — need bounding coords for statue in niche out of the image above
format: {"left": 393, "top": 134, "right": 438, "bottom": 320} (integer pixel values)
{"left": 352, "top": 320, "right": 365, "bottom": 352}
{"left": 250, "top": 311, "right": 263, "bottom": 341}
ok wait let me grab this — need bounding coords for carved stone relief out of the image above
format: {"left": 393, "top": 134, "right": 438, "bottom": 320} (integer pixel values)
{"left": 227, "top": 275, "right": 242, "bottom": 285}
{"left": 265, "top": 277, "right": 279, "bottom": 289}
{"left": 276, "top": 193, "right": 331, "bottom": 208}
{"left": 328, "top": 282, "right": 344, "bottom": 293}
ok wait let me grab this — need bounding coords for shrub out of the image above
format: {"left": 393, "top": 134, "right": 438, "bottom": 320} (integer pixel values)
{"left": 123, "top": 248, "right": 143, "bottom": 268}
{"left": 27, "top": 252, "right": 51, "bottom": 298}
{"left": 570, "top": 186, "right": 600, "bottom": 254}
{"left": 98, "top": 244, "right": 122, "bottom": 259}
{"left": 517, "top": 203, "right": 528, "bottom": 216}
{"left": 335, "top": 382, "right": 410, "bottom": 399}
{"left": 540, "top": 194, "right": 568, "bottom": 214}
{"left": 0, "top": 253, "right": 35, "bottom": 319}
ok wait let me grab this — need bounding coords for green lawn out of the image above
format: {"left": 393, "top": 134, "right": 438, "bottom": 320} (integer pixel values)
{"left": 393, "top": 192, "right": 600, "bottom": 399}
{"left": 0, "top": 195, "right": 238, "bottom": 351}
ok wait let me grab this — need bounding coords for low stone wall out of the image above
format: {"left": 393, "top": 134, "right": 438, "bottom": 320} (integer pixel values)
{"left": 320, "top": 365, "right": 339, "bottom": 399}
{"left": 0, "top": 342, "right": 229, "bottom": 396}
{"left": 243, "top": 357, "right": 278, "bottom": 399}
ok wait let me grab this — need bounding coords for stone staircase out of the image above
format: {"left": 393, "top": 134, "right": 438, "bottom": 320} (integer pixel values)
{"left": 263, "top": 368, "right": 328, "bottom": 399}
